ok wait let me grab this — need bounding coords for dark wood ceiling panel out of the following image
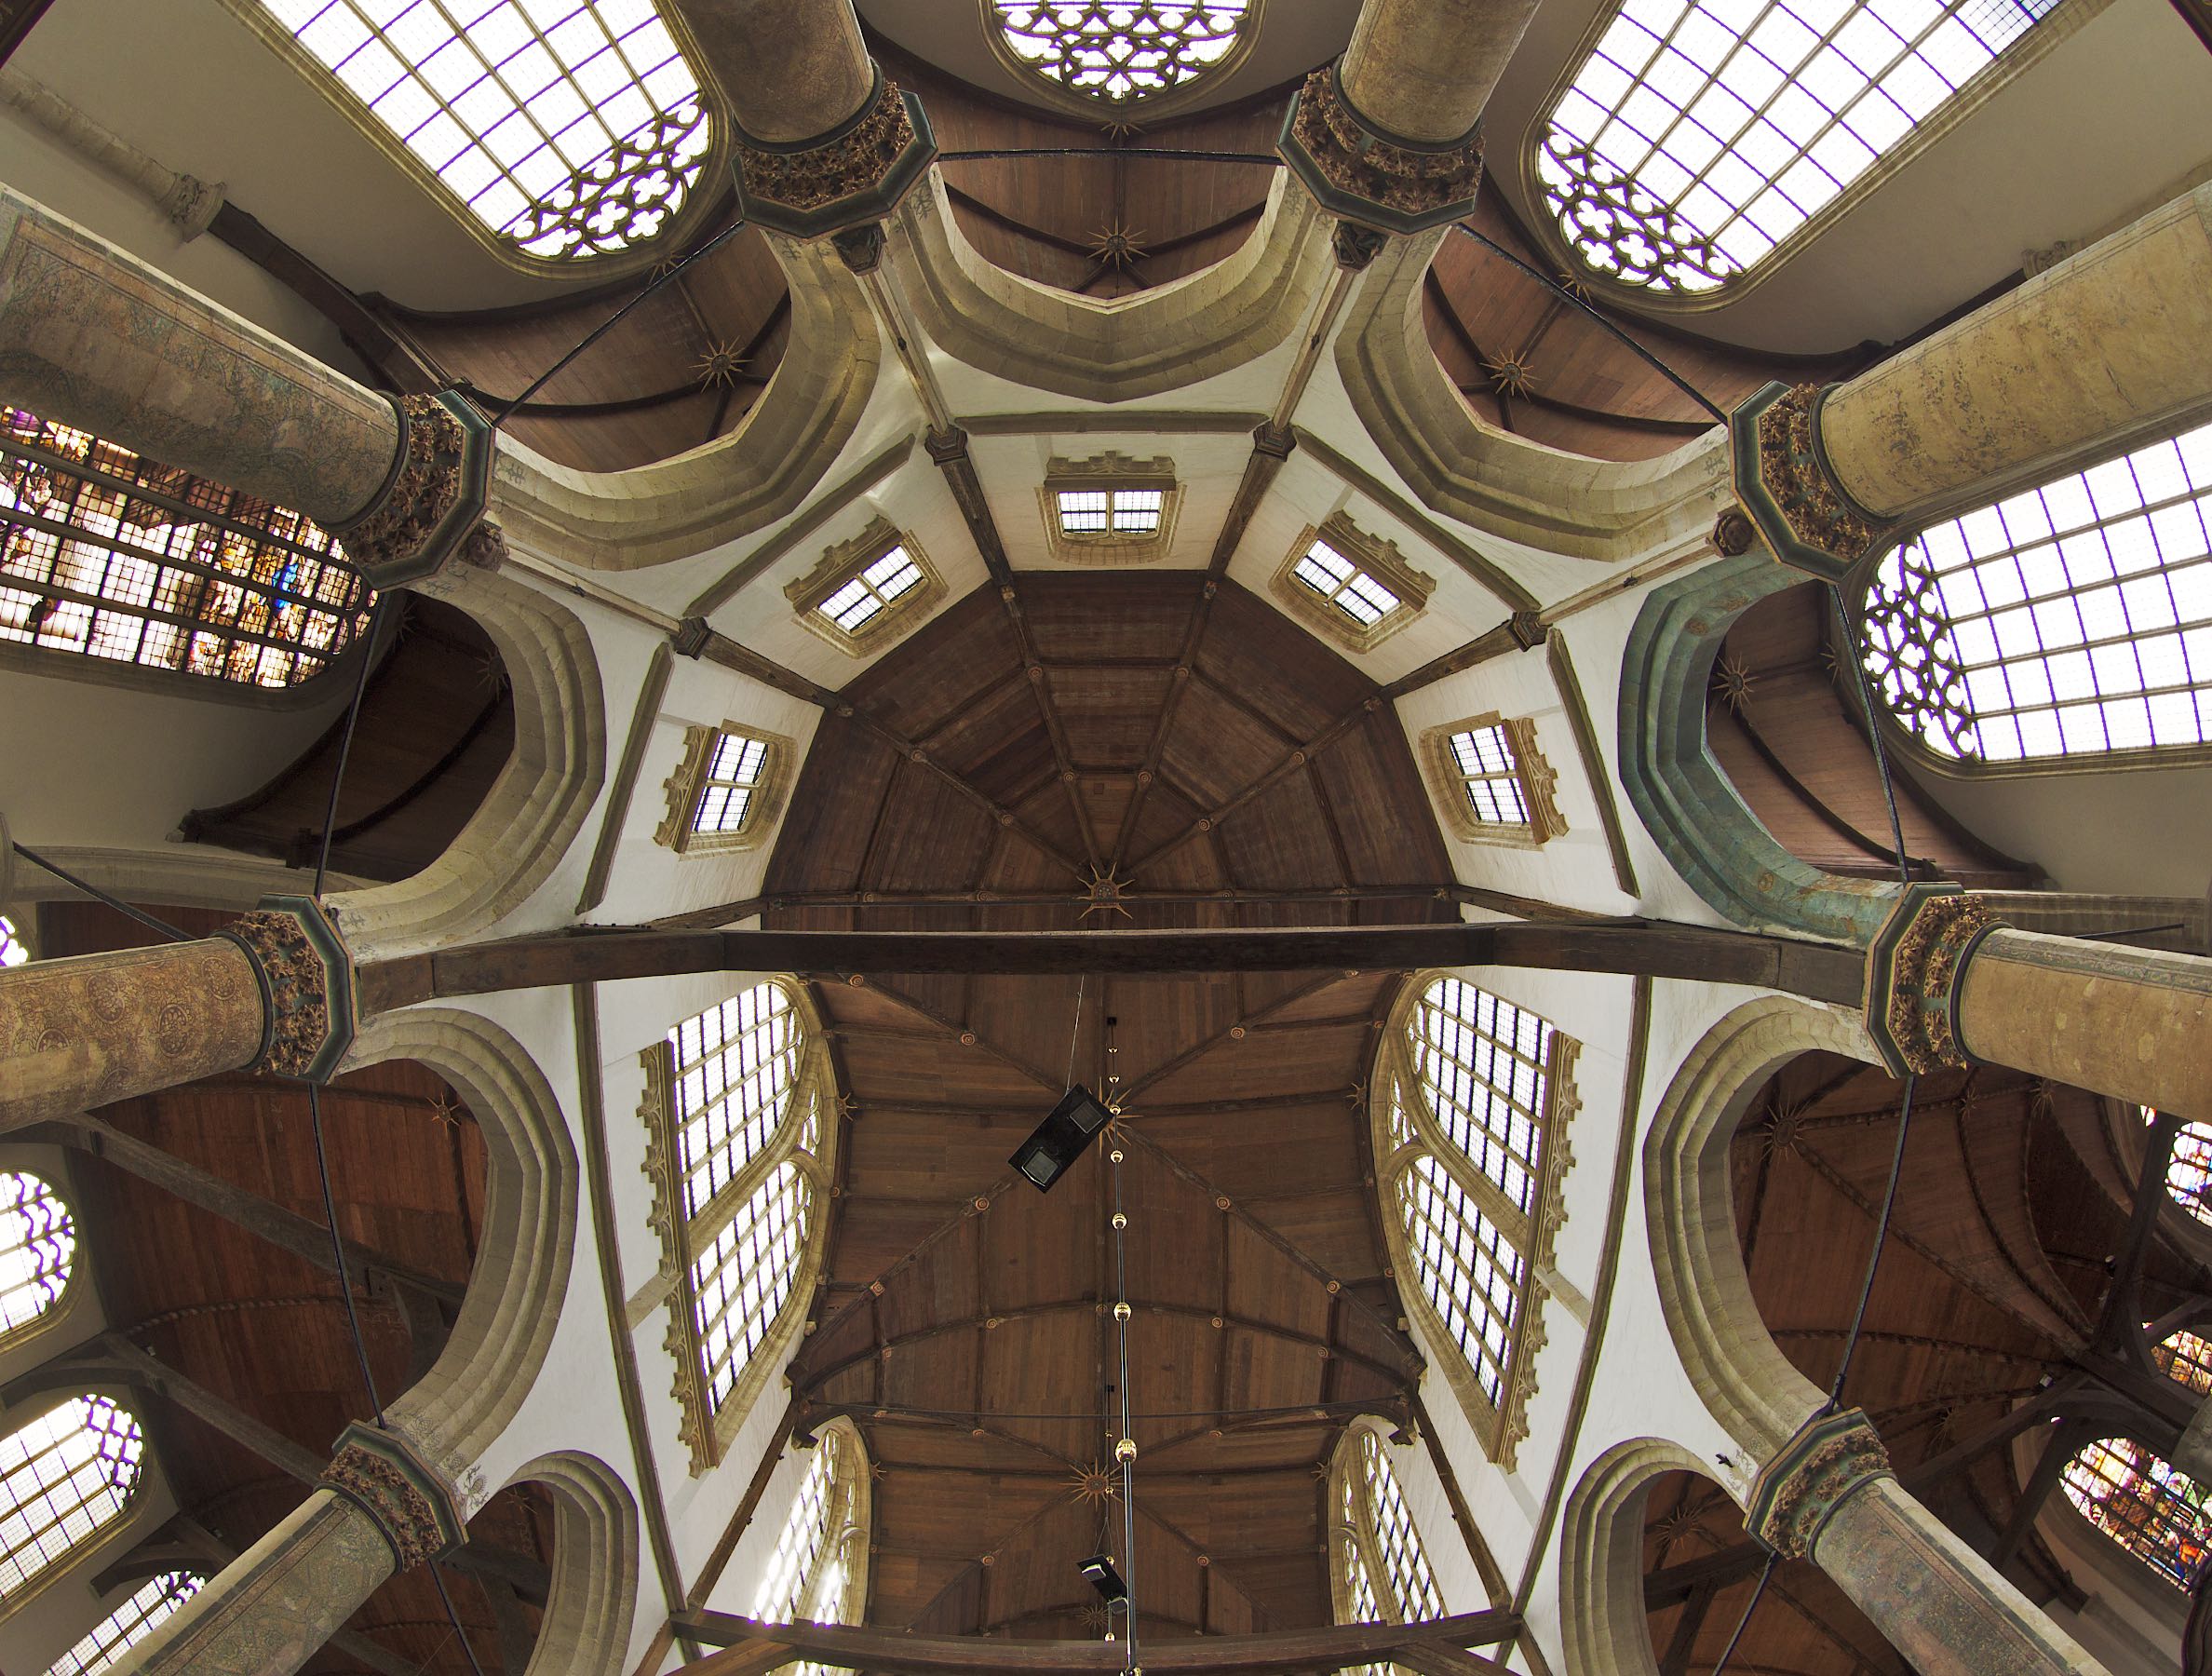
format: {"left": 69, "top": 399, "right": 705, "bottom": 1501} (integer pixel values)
{"left": 765, "top": 719, "right": 906, "bottom": 894}
{"left": 1213, "top": 772, "right": 1345, "bottom": 891}
{"left": 1314, "top": 716, "right": 1462, "bottom": 887}
{"left": 1050, "top": 668, "right": 1178, "bottom": 767}
{"left": 1194, "top": 587, "right": 1371, "bottom": 739}
{"left": 1156, "top": 681, "right": 1297, "bottom": 810}
{"left": 1021, "top": 574, "right": 1199, "bottom": 664}
{"left": 864, "top": 765, "right": 1011, "bottom": 892}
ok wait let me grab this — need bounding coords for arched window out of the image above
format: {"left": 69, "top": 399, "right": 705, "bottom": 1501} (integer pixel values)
{"left": 236, "top": 0, "right": 714, "bottom": 262}
{"left": 2154, "top": 1329, "right": 2212, "bottom": 1399}
{"left": 985, "top": 2, "right": 1260, "bottom": 105}
{"left": 1333, "top": 1426, "right": 1442, "bottom": 1657}
{"left": 642, "top": 980, "right": 835, "bottom": 1470}
{"left": 2168, "top": 1118, "right": 2212, "bottom": 1227}
{"left": 0, "top": 1396, "right": 146, "bottom": 1597}
{"left": 752, "top": 1421, "right": 870, "bottom": 1646}
{"left": 1532, "top": 0, "right": 2068, "bottom": 293}
{"left": 1, "top": 1171, "right": 76, "bottom": 1342}
{"left": 2060, "top": 1436, "right": 2210, "bottom": 1587}
{"left": 1861, "top": 418, "right": 2212, "bottom": 764}
{"left": 1375, "top": 977, "right": 1578, "bottom": 1466}
{"left": 2, "top": 408, "right": 373, "bottom": 688}
{"left": 46, "top": 1570, "right": 203, "bottom": 1676}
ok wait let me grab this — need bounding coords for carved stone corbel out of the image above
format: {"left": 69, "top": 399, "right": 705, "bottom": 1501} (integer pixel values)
{"left": 733, "top": 65, "right": 937, "bottom": 239}
{"left": 1728, "top": 382, "right": 1898, "bottom": 583}
{"left": 217, "top": 895, "right": 357, "bottom": 1083}
{"left": 327, "top": 390, "right": 496, "bottom": 588}
{"left": 320, "top": 1423, "right": 465, "bottom": 1571}
{"left": 1277, "top": 62, "right": 1484, "bottom": 237}
{"left": 1747, "top": 1407, "right": 1894, "bottom": 1561}
{"left": 1861, "top": 885, "right": 2004, "bottom": 1075}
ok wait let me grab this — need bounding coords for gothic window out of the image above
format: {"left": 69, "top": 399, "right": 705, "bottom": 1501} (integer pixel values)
{"left": 237, "top": 0, "right": 714, "bottom": 261}
{"left": 2154, "top": 1329, "right": 2212, "bottom": 1399}
{"left": 655, "top": 723, "right": 794, "bottom": 855}
{"left": 1333, "top": 1426, "right": 1443, "bottom": 1665}
{"left": 1861, "top": 420, "right": 2212, "bottom": 764}
{"left": 1272, "top": 517, "right": 1434, "bottom": 655}
{"left": 2167, "top": 1116, "right": 2212, "bottom": 1227}
{"left": 752, "top": 1421, "right": 870, "bottom": 1646}
{"left": 0, "top": 1172, "right": 75, "bottom": 1343}
{"left": 46, "top": 1570, "right": 203, "bottom": 1676}
{"left": 2059, "top": 1436, "right": 2211, "bottom": 1587}
{"left": 0, "top": 916, "right": 27, "bottom": 967}
{"left": 985, "top": 2, "right": 1259, "bottom": 104}
{"left": 1038, "top": 453, "right": 1183, "bottom": 565}
{"left": 1419, "top": 715, "right": 1568, "bottom": 845}
{"left": 785, "top": 520, "right": 946, "bottom": 657}
{"left": 1376, "top": 977, "right": 1577, "bottom": 1464}
{"left": 0, "top": 1396, "right": 146, "bottom": 1598}
{"left": 1533, "top": 0, "right": 2066, "bottom": 293}
{"left": 2, "top": 409, "right": 373, "bottom": 688}
{"left": 642, "top": 981, "right": 835, "bottom": 1469}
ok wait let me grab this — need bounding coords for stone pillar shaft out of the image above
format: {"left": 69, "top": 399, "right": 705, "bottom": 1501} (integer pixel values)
{"left": 1824, "top": 180, "right": 2212, "bottom": 520}
{"left": 1340, "top": 0, "right": 1539, "bottom": 143}
{"left": 674, "top": 0, "right": 873, "bottom": 142}
{"left": 0, "top": 187, "right": 397, "bottom": 528}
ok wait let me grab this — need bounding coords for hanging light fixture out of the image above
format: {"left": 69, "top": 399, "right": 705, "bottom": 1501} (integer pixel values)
{"left": 1008, "top": 1083, "right": 1113, "bottom": 1192}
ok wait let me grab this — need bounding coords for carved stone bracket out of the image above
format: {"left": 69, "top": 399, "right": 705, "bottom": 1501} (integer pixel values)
{"left": 1728, "top": 381, "right": 1897, "bottom": 583}
{"left": 1277, "top": 63, "right": 1484, "bottom": 237}
{"left": 1747, "top": 1407, "right": 1894, "bottom": 1561}
{"left": 217, "top": 894, "right": 356, "bottom": 1083}
{"left": 734, "top": 67, "right": 937, "bottom": 240}
{"left": 327, "top": 390, "right": 494, "bottom": 588}
{"left": 320, "top": 1423, "right": 465, "bottom": 1572}
{"left": 1862, "top": 885, "right": 2004, "bottom": 1075}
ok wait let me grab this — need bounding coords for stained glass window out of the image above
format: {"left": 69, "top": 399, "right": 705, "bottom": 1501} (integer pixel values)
{"left": 2, "top": 409, "right": 372, "bottom": 687}
{"left": 1863, "top": 420, "right": 2212, "bottom": 763}
{"left": 2060, "top": 1436, "right": 2211, "bottom": 1587}
{"left": 1536, "top": 0, "right": 2064, "bottom": 291}
{"left": 1, "top": 1172, "right": 75, "bottom": 1342}
{"left": 0, "top": 916, "right": 27, "bottom": 967}
{"left": 246, "top": 0, "right": 713, "bottom": 259}
{"left": 46, "top": 1571, "right": 203, "bottom": 1676}
{"left": 0, "top": 1397, "right": 145, "bottom": 1596}
{"left": 2154, "top": 1330, "right": 2212, "bottom": 1399}
{"left": 2165, "top": 1115, "right": 2212, "bottom": 1227}
{"left": 988, "top": 2, "right": 1254, "bottom": 102}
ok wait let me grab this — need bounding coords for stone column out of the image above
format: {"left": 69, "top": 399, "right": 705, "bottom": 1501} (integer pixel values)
{"left": 1748, "top": 1409, "right": 2108, "bottom": 1676}
{"left": 129, "top": 1426, "right": 465, "bottom": 1676}
{"left": 673, "top": 0, "right": 934, "bottom": 241}
{"left": 0, "top": 187, "right": 497, "bottom": 586}
{"left": 1730, "top": 181, "right": 2212, "bottom": 580}
{"left": 0, "top": 897, "right": 354, "bottom": 1130}
{"left": 1863, "top": 886, "right": 2212, "bottom": 1122}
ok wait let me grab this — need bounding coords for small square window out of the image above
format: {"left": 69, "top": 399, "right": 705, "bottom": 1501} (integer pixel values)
{"left": 1421, "top": 714, "right": 1567, "bottom": 845}
{"left": 1270, "top": 515, "right": 1432, "bottom": 652}
{"left": 784, "top": 519, "right": 945, "bottom": 656}
{"left": 1038, "top": 453, "right": 1182, "bottom": 564}
{"left": 656, "top": 722, "right": 793, "bottom": 854}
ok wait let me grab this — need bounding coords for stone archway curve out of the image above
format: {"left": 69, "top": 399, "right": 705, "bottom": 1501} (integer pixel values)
{"left": 1558, "top": 1438, "right": 1716, "bottom": 1676}
{"left": 503, "top": 1451, "right": 641, "bottom": 1676}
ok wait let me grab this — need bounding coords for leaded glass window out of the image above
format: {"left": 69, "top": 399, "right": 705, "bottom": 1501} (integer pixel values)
{"left": 2166, "top": 1115, "right": 2212, "bottom": 1227}
{"left": 788, "top": 521, "right": 946, "bottom": 657}
{"left": 1038, "top": 454, "right": 1183, "bottom": 565}
{"left": 0, "top": 917, "right": 27, "bottom": 967}
{"left": 242, "top": 0, "right": 713, "bottom": 260}
{"left": 2060, "top": 1436, "right": 2211, "bottom": 1587}
{"left": 1, "top": 1173, "right": 75, "bottom": 1343}
{"left": 2, "top": 409, "right": 373, "bottom": 688}
{"left": 0, "top": 1397, "right": 145, "bottom": 1596}
{"left": 1420, "top": 715, "right": 1570, "bottom": 847}
{"left": 1333, "top": 1427, "right": 1444, "bottom": 1675}
{"left": 1057, "top": 485, "right": 1165, "bottom": 536}
{"left": 750, "top": 1423, "right": 868, "bottom": 1673}
{"left": 1274, "top": 518, "right": 1433, "bottom": 655}
{"left": 46, "top": 1570, "right": 203, "bottom": 1676}
{"left": 643, "top": 981, "right": 836, "bottom": 1469}
{"left": 1862, "top": 420, "right": 2212, "bottom": 764}
{"left": 1535, "top": 0, "right": 2064, "bottom": 292}
{"left": 2155, "top": 1330, "right": 2212, "bottom": 1399}
{"left": 1378, "top": 978, "right": 1576, "bottom": 1463}
{"left": 987, "top": 2, "right": 1255, "bottom": 103}
{"left": 819, "top": 547, "right": 924, "bottom": 636}
{"left": 1295, "top": 536, "right": 1401, "bottom": 630}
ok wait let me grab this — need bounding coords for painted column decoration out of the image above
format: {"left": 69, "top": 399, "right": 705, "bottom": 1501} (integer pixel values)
{"left": 319, "top": 1423, "right": 467, "bottom": 1570}
{"left": 1747, "top": 1407, "right": 1894, "bottom": 1561}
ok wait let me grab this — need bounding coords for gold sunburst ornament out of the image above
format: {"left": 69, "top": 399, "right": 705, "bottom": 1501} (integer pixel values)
{"left": 1068, "top": 1460, "right": 1117, "bottom": 1506}
{"left": 1088, "top": 220, "right": 1149, "bottom": 270}
{"left": 1078, "top": 864, "right": 1135, "bottom": 922}
{"left": 1483, "top": 352, "right": 1538, "bottom": 399}
{"left": 695, "top": 339, "right": 749, "bottom": 389}
{"left": 1709, "top": 653, "right": 1756, "bottom": 714}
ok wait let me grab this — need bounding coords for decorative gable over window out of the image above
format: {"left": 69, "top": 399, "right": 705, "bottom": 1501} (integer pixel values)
{"left": 1039, "top": 452, "right": 1183, "bottom": 565}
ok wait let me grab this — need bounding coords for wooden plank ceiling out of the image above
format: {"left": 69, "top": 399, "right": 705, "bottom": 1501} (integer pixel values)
{"left": 764, "top": 571, "right": 1458, "bottom": 1640}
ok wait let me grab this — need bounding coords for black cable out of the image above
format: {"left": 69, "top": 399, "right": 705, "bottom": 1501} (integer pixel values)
{"left": 308, "top": 1080, "right": 386, "bottom": 1428}
{"left": 9, "top": 844, "right": 192, "bottom": 942}
{"left": 427, "top": 1562, "right": 491, "bottom": 1676}
{"left": 1706, "top": 1551, "right": 1779, "bottom": 1676}
{"left": 313, "top": 594, "right": 392, "bottom": 898}
{"left": 1448, "top": 224, "right": 1731, "bottom": 425}
{"left": 1827, "top": 584, "right": 1912, "bottom": 886}
{"left": 1110, "top": 1140, "right": 1138, "bottom": 1673}
{"left": 1827, "top": 1072, "right": 1917, "bottom": 1409}
{"left": 939, "top": 146, "right": 1281, "bottom": 164}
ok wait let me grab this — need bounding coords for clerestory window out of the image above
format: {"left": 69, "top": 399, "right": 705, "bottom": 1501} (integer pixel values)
{"left": 1862, "top": 420, "right": 2212, "bottom": 765}
{"left": 1273, "top": 517, "right": 1433, "bottom": 655}
{"left": 655, "top": 723, "right": 794, "bottom": 856}
{"left": 1039, "top": 453, "right": 1183, "bottom": 565}
{"left": 2, "top": 409, "right": 373, "bottom": 689}
{"left": 1420, "top": 714, "right": 1568, "bottom": 846}
{"left": 235, "top": 0, "right": 716, "bottom": 262}
{"left": 1532, "top": 0, "right": 2068, "bottom": 294}
{"left": 752, "top": 1419, "right": 870, "bottom": 1662}
{"left": 2060, "top": 1436, "right": 2210, "bottom": 1588}
{"left": 641, "top": 980, "right": 836, "bottom": 1469}
{"left": 0, "top": 1172, "right": 75, "bottom": 1344}
{"left": 1376, "top": 977, "right": 1577, "bottom": 1466}
{"left": 46, "top": 1570, "right": 203, "bottom": 1676}
{"left": 786, "top": 519, "right": 945, "bottom": 657}
{"left": 984, "top": 1, "right": 1260, "bottom": 105}
{"left": 0, "top": 1396, "right": 146, "bottom": 1601}
{"left": 1332, "top": 1425, "right": 1443, "bottom": 1672}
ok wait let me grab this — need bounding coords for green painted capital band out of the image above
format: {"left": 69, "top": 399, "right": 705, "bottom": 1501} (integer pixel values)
{"left": 321, "top": 1422, "right": 465, "bottom": 1570}
{"left": 1747, "top": 1406, "right": 1892, "bottom": 1561}
{"left": 218, "top": 894, "right": 357, "bottom": 1084}
{"left": 1728, "top": 381, "right": 1897, "bottom": 585}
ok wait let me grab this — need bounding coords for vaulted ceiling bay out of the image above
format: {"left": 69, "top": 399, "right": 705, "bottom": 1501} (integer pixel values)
{"left": 762, "top": 569, "right": 1461, "bottom": 1638}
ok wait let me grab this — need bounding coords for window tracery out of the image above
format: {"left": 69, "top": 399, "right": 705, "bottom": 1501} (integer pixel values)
{"left": 986, "top": 2, "right": 1257, "bottom": 104}
{"left": 752, "top": 1421, "right": 869, "bottom": 1661}
{"left": 0, "top": 1396, "right": 146, "bottom": 1599}
{"left": 1332, "top": 1426, "right": 1442, "bottom": 1668}
{"left": 0, "top": 1171, "right": 75, "bottom": 1343}
{"left": 1533, "top": 0, "right": 2066, "bottom": 294}
{"left": 1374, "top": 977, "right": 1577, "bottom": 1464}
{"left": 239, "top": 0, "right": 714, "bottom": 261}
{"left": 655, "top": 723, "right": 794, "bottom": 856}
{"left": 2060, "top": 1436, "right": 2210, "bottom": 1587}
{"left": 2167, "top": 1116, "right": 2212, "bottom": 1228}
{"left": 46, "top": 1570, "right": 203, "bottom": 1676}
{"left": 1862, "top": 420, "right": 2212, "bottom": 764}
{"left": 1419, "top": 715, "right": 1568, "bottom": 846}
{"left": 642, "top": 980, "right": 836, "bottom": 1469}
{"left": 1272, "top": 517, "right": 1433, "bottom": 655}
{"left": 2, "top": 409, "right": 373, "bottom": 688}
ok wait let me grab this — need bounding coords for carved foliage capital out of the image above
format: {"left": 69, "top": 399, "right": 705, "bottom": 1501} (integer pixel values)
{"left": 735, "top": 75, "right": 937, "bottom": 238}
{"left": 1863, "top": 885, "right": 2003, "bottom": 1075}
{"left": 332, "top": 390, "right": 493, "bottom": 588}
{"left": 1729, "top": 382, "right": 1895, "bottom": 583}
{"left": 321, "top": 1423, "right": 465, "bottom": 1571}
{"left": 221, "top": 894, "right": 355, "bottom": 1082}
{"left": 1747, "top": 1408, "right": 1893, "bottom": 1561}
{"left": 1278, "top": 67, "right": 1483, "bottom": 236}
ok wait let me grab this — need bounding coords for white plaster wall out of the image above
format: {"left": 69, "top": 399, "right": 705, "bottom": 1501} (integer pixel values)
{"left": 1906, "top": 757, "right": 2212, "bottom": 901}
{"left": 972, "top": 427, "right": 1248, "bottom": 574}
